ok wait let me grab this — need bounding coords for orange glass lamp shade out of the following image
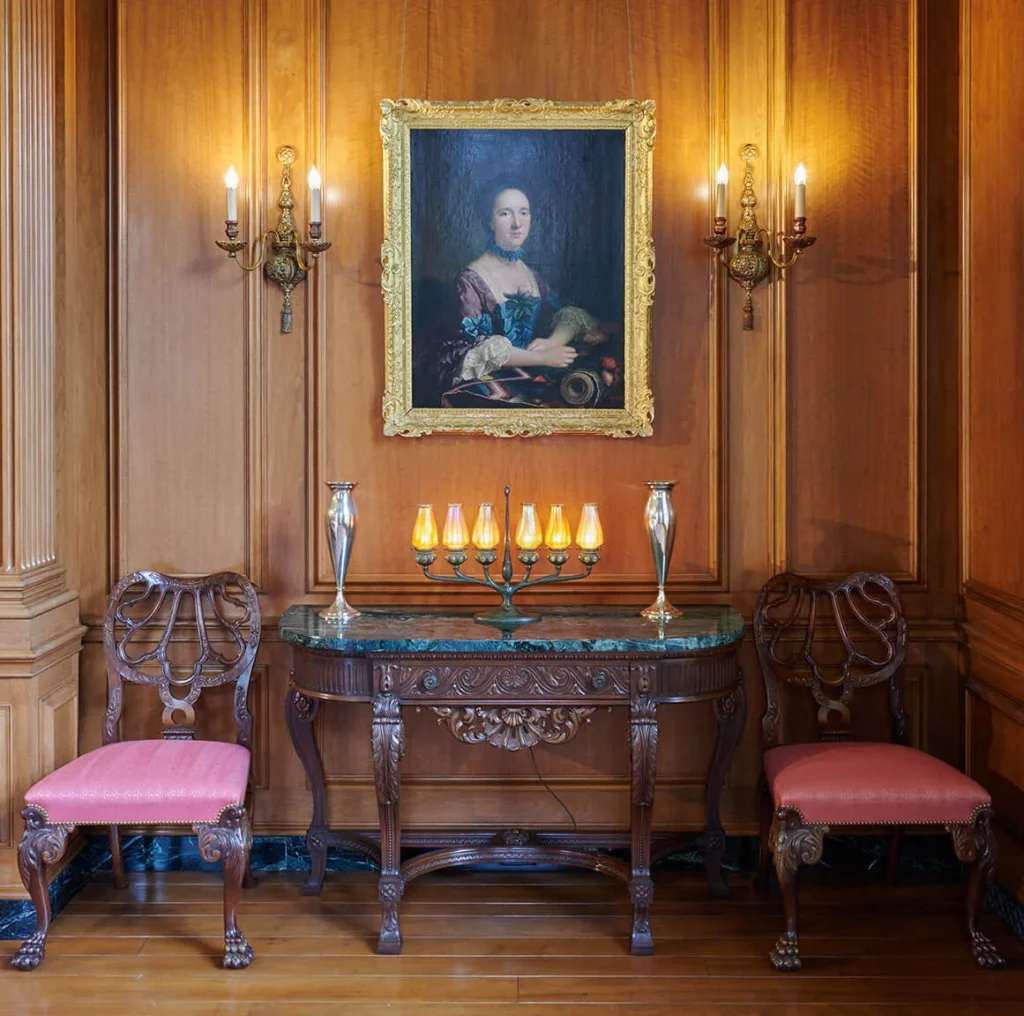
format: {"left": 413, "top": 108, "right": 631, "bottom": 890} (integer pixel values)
{"left": 472, "top": 503, "right": 501, "bottom": 550}
{"left": 576, "top": 503, "right": 603, "bottom": 550}
{"left": 515, "top": 503, "right": 543, "bottom": 550}
{"left": 442, "top": 503, "right": 469, "bottom": 550}
{"left": 545, "top": 504, "right": 572, "bottom": 551}
{"left": 411, "top": 504, "right": 439, "bottom": 551}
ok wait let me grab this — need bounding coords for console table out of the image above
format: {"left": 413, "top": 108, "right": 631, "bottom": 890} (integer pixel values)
{"left": 280, "top": 605, "right": 746, "bottom": 955}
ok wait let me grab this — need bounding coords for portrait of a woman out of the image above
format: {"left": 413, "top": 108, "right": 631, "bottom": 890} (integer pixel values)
{"left": 435, "top": 181, "right": 621, "bottom": 410}
{"left": 406, "top": 126, "right": 628, "bottom": 415}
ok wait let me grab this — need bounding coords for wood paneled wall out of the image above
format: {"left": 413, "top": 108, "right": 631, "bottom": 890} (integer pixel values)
{"left": 62, "top": 0, "right": 960, "bottom": 838}
{"left": 961, "top": 0, "right": 1024, "bottom": 900}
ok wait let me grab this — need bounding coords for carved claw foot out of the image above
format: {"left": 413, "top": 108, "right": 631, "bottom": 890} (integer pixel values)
{"left": 223, "top": 929, "right": 254, "bottom": 969}
{"left": 10, "top": 933, "right": 47, "bottom": 971}
{"left": 769, "top": 932, "right": 801, "bottom": 971}
{"left": 970, "top": 931, "right": 1005, "bottom": 969}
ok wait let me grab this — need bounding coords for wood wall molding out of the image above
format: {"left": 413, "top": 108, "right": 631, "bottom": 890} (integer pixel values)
{"left": 306, "top": 0, "right": 726, "bottom": 597}
{"left": 959, "top": 0, "right": 1024, "bottom": 900}
{"left": 775, "top": 0, "right": 923, "bottom": 586}
{"left": 66, "top": 0, "right": 959, "bottom": 839}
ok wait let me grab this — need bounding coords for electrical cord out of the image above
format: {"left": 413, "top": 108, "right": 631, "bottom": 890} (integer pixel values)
{"left": 528, "top": 745, "right": 578, "bottom": 833}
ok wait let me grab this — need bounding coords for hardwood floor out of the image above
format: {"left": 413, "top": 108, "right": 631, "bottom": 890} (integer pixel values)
{"left": 1, "top": 869, "right": 1022, "bottom": 1013}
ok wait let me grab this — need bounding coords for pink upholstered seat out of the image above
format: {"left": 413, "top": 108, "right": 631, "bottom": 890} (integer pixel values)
{"left": 764, "top": 741, "right": 990, "bottom": 827}
{"left": 25, "top": 740, "right": 251, "bottom": 826}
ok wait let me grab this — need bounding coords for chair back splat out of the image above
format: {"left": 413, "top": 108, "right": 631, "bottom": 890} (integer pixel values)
{"left": 101, "top": 571, "right": 262, "bottom": 747}
{"left": 753, "top": 571, "right": 908, "bottom": 747}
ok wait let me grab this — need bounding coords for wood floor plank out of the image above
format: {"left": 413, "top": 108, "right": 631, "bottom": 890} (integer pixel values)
{"left": 0, "top": 871, "right": 1019, "bottom": 1010}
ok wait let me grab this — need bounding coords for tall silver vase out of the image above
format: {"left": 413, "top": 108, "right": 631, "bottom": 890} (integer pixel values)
{"left": 641, "top": 481, "right": 682, "bottom": 621}
{"left": 320, "top": 481, "right": 361, "bottom": 623}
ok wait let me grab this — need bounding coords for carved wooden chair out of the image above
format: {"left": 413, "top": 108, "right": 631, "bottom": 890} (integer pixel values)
{"left": 10, "top": 571, "right": 261, "bottom": 972}
{"left": 754, "top": 571, "right": 1003, "bottom": 972}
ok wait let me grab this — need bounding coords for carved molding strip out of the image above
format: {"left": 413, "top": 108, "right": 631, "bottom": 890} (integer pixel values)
{"left": 431, "top": 705, "right": 597, "bottom": 752}
{"left": 392, "top": 663, "right": 629, "bottom": 699}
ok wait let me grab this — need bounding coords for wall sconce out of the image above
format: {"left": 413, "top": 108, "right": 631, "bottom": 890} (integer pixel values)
{"left": 215, "top": 145, "right": 331, "bottom": 334}
{"left": 704, "top": 143, "right": 816, "bottom": 330}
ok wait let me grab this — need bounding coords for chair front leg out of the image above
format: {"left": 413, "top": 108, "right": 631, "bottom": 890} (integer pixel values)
{"left": 197, "top": 805, "right": 254, "bottom": 969}
{"left": 949, "top": 808, "right": 1005, "bottom": 969}
{"left": 768, "top": 808, "right": 824, "bottom": 972}
{"left": 11, "top": 808, "right": 72, "bottom": 971}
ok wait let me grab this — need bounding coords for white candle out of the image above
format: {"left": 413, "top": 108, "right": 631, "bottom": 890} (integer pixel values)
{"left": 794, "top": 163, "right": 807, "bottom": 218}
{"left": 715, "top": 163, "right": 728, "bottom": 218}
{"left": 224, "top": 165, "right": 239, "bottom": 221}
{"left": 308, "top": 165, "right": 322, "bottom": 223}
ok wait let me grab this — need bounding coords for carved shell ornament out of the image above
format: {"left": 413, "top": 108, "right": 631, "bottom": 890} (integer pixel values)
{"left": 431, "top": 705, "right": 596, "bottom": 751}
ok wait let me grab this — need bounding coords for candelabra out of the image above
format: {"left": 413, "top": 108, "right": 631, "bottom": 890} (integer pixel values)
{"left": 412, "top": 487, "right": 603, "bottom": 627}
{"left": 215, "top": 145, "right": 332, "bottom": 334}
{"left": 704, "top": 143, "right": 817, "bottom": 330}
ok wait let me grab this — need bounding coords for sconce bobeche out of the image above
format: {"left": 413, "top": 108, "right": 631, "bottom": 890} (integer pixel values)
{"left": 705, "top": 143, "right": 817, "bottom": 330}
{"left": 215, "top": 145, "right": 331, "bottom": 334}
{"left": 412, "top": 486, "right": 603, "bottom": 627}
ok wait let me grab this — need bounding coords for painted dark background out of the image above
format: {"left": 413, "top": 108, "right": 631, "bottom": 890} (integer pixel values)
{"left": 409, "top": 128, "right": 626, "bottom": 407}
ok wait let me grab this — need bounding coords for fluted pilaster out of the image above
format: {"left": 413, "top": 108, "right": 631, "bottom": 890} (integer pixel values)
{"left": 0, "top": 0, "right": 63, "bottom": 608}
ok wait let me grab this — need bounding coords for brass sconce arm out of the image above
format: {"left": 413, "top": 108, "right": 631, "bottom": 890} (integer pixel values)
{"left": 214, "top": 146, "right": 332, "bottom": 334}
{"left": 704, "top": 144, "right": 817, "bottom": 330}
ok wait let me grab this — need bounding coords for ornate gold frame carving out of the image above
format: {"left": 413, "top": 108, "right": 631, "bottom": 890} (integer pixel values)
{"left": 380, "top": 98, "right": 656, "bottom": 438}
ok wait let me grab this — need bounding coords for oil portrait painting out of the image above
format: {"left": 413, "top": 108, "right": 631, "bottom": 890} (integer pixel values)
{"left": 381, "top": 99, "right": 655, "bottom": 438}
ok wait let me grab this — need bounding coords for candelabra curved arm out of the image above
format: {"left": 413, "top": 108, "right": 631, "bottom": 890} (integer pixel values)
{"left": 511, "top": 561, "right": 595, "bottom": 592}
{"left": 216, "top": 229, "right": 276, "bottom": 273}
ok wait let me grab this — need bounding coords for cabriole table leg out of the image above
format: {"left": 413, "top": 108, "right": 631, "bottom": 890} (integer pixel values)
{"left": 284, "top": 681, "right": 327, "bottom": 895}
{"left": 702, "top": 674, "right": 747, "bottom": 897}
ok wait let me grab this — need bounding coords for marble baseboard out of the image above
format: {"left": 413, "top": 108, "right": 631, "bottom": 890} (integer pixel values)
{"left": 0, "top": 830, "right": 989, "bottom": 942}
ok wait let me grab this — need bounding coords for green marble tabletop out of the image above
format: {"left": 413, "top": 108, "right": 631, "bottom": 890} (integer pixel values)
{"left": 278, "top": 604, "right": 746, "bottom": 655}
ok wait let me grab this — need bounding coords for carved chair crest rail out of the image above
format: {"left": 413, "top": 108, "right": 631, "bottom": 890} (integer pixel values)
{"left": 11, "top": 571, "right": 261, "bottom": 972}
{"left": 754, "top": 571, "right": 1003, "bottom": 972}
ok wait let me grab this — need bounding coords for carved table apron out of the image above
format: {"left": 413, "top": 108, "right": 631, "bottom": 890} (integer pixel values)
{"left": 280, "top": 606, "right": 746, "bottom": 955}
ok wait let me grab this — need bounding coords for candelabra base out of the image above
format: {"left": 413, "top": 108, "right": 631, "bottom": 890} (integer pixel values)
{"left": 473, "top": 604, "right": 541, "bottom": 628}
{"left": 641, "top": 590, "right": 682, "bottom": 622}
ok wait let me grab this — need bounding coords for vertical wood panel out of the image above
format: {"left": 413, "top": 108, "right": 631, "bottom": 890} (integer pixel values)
{"left": 116, "top": 0, "right": 249, "bottom": 576}
{"left": 963, "top": 0, "right": 1024, "bottom": 600}
{"left": 785, "top": 0, "right": 919, "bottom": 580}
{"left": 961, "top": 0, "right": 1024, "bottom": 897}
{"left": 80, "top": 0, "right": 962, "bottom": 838}
{"left": 312, "top": 0, "right": 718, "bottom": 599}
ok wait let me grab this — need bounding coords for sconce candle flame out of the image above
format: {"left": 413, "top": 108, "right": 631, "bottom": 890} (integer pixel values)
{"left": 715, "top": 162, "right": 728, "bottom": 218}
{"left": 224, "top": 165, "right": 239, "bottom": 220}
{"left": 793, "top": 162, "right": 807, "bottom": 218}
{"left": 308, "top": 165, "right": 322, "bottom": 222}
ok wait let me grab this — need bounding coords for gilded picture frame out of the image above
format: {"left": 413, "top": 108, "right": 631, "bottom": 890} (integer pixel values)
{"left": 380, "top": 98, "right": 655, "bottom": 438}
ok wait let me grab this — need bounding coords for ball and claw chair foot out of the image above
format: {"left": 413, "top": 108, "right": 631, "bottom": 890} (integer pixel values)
{"left": 223, "top": 929, "right": 254, "bottom": 969}
{"left": 10, "top": 933, "right": 47, "bottom": 971}
{"left": 971, "top": 931, "right": 1005, "bottom": 969}
{"left": 769, "top": 932, "right": 801, "bottom": 971}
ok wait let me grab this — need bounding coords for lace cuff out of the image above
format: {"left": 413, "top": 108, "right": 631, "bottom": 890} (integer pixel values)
{"left": 457, "top": 335, "right": 514, "bottom": 381}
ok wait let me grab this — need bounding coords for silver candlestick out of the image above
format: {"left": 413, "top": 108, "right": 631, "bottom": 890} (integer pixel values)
{"left": 321, "top": 481, "right": 361, "bottom": 623}
{"left": 641, "top": 480, "right": 682, "bottom": 621}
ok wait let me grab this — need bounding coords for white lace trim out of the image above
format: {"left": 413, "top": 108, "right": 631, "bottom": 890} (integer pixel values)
{"left": 457, "top": 335, "right": 514, "bottom": 381}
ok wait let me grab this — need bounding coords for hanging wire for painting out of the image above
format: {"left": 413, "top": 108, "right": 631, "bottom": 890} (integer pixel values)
{"left": 625, "top": 0, "right": 636, "bottom": 99}
{"left": 395, "top": 0, "right": 407, "bottom": 98}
